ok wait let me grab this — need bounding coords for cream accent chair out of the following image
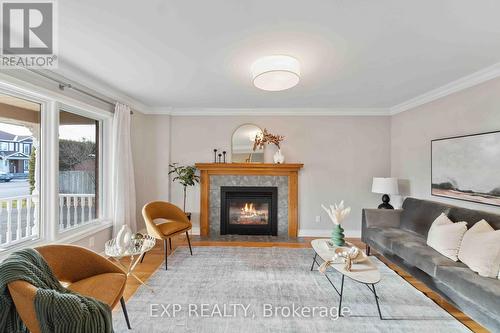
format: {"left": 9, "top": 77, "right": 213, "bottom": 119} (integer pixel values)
{"left": 7, "top": 244, "right": 131, "bottom": 332}
{"left": 141, "top": 201, "right": 193, "bottom": 270}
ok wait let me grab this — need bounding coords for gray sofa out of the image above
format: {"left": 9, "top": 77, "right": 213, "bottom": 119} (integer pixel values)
{"left": 362, "top": 197, "right": 500, "bottom": 331}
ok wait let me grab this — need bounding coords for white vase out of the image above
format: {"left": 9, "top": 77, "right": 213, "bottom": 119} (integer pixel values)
{"left": 264, "top": 145, "right": 275, "bottom": 163}
{"left": 273, "top": 149, "right": 285, "bottom": 164}
{"left": 116, "top": 225, "right": 132, "bottom": 255}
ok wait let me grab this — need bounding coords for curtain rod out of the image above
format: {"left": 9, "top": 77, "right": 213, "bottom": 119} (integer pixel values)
{"left": 26, "top": 69, "right": 133, "bottom": 115}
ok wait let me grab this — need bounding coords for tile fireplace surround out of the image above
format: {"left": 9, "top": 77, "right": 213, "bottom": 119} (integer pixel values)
{"left": 195, "top": 163, "right": 304, "bottom": 237}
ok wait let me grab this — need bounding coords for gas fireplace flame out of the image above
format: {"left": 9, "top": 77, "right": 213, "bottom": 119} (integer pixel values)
{"left": 241, "top": 203, "right": 257, "bottom": 216}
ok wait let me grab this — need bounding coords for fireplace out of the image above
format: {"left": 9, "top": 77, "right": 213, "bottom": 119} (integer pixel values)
{"left": 220, "top": 186, "right": 278, "bottom": 236}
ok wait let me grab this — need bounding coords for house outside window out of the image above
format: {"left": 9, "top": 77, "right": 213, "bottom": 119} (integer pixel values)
{"left": 23, "top": 143, "right": 31, "bottom": 155}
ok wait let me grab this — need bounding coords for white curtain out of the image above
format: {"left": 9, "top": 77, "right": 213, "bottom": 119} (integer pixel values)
{"left": 111, "top": 103, "right": 137, "bottom": 236}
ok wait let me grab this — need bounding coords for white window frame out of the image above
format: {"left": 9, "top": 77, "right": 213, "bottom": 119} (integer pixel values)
{"left": 0, "top": 75, "right": 113, "bottom": 256}
{"left": 55, "top": 103, "right": 112, "bottom": 239}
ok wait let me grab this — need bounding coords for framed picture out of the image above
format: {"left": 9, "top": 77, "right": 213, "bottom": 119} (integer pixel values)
{"left": 431, "top": 131, "right": 500, "bottom": 207}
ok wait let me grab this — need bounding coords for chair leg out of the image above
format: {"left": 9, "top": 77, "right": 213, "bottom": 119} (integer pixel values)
{"left": 164, "top": 239, "right": 168, "bottom": 270}
{"left": 139, "top": 252, "right": 146, "bottom": 263}
{"left": 120, "top": 297, "right": 131, "bottom": 329}
{"left": 186, "top": 231, "right": 193, "bottom": 255}
{"left": 366, "top": 244, "right": 371, "bottom": 256}
{"left": 169, "top": 238, "right": 172, "bottom": 251}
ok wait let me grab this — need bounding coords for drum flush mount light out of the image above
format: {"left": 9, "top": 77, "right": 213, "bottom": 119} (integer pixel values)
{"left": 251, "top": 55, "right": 300, "bottom": 91}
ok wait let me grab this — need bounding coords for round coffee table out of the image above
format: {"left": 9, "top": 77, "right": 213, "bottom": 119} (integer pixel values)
{"left": 105, "top": 235, "right": 156, "bottom": 288}
{"left": 310, "top": 238, "right": 383, "bottom": 319}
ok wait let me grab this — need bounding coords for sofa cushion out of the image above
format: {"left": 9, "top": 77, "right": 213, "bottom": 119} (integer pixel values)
{"left": 400, "top": 198, "right": 451, "bottom": 237}
{"left": 364, "top": 227, "right": 413, "bottom": 254}
{"left": 436, "top": 265, "right": 500, "bottom": 317}
{"left": 426, "top": 213, "right": 467, "bottom": 261}
{"left": 391, "top": 233, "right": 466, "bottom": 277}
{"left": 458, "top": 220, "right": 500, "bottom": 278}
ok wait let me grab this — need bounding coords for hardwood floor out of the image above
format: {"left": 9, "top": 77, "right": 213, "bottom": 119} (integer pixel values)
{"left": 118, "top": 235, "right": 488, "bottom": 333}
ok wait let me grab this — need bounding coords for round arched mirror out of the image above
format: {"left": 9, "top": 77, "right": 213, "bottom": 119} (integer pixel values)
{"left": 231, "top": 124, "right": 264, "bottom": 163}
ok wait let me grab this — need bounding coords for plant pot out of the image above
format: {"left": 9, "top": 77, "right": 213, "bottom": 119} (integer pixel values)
{"left": 331, "top": 224, "right": 345, "bottom": 246}
{"left": 264, "top": 145, "right": 275, "bottom": 163}
{"left": 273, "top": 149, "right": 285, "bottom": 164}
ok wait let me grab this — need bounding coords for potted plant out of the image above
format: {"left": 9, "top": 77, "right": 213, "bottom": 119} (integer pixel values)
{"left": 168, "top": 163, "right": 200, "bottom": 218}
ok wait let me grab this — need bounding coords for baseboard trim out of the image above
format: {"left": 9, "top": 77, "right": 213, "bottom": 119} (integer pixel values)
{"left": 188, "top": 227, "right": 361, "bottom": 238}
{"left": 298, "top": 229, "right": 361, "bottom": 238}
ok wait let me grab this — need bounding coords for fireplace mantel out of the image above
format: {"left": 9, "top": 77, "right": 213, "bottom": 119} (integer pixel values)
{"left": 195, "top": 163, "right": 304, "bottom": 237}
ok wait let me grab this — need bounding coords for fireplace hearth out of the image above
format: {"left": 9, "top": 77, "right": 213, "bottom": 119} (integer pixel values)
{"left": 220, "top": 186, "right": 278, "bottom": 236}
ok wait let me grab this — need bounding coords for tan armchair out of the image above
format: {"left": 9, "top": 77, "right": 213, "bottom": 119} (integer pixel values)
{"left": 141, "top": 201, "right": 193, "bottom": 270}
{"left": 7, "top": 244, "right": 131, "bottom": 332}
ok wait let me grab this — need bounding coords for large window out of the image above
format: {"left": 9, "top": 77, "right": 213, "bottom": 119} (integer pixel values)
{"left": 0, "top": 82, "right": 111, "bottom": 252}
{"left": 0, "top": 93, "right": 41, "bottom": 249}
{"left": 58, "top": 111, "right": 100, "bottom": 231}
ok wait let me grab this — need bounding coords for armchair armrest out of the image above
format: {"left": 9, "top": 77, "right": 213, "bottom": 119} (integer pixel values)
{"left": 362, "top": 209, "right": 402, "bottom": 229}
{"left": 8, "top": 281, "right": 40, "bottom": 333}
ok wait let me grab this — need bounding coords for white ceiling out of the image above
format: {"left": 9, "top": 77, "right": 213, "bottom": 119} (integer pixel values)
{"left": 56, "top": 0, "right": 500, "bottom": 110}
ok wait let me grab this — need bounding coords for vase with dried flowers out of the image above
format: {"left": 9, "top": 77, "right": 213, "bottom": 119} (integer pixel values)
{"left": 252, "top": 128, "right": 285, "bottom": 163}
{"left": 321, "top": 201, "right": 351, "bottom": 246}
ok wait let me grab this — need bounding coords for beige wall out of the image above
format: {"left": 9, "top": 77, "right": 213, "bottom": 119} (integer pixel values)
{"left": 131, "top": 113, "right": 171, "bottom": 231}
{"left": 391, "top": 77, "right": 500, "bottom": 214}
{"left": 169, "top": 115, "right": 391, "bottom": 236}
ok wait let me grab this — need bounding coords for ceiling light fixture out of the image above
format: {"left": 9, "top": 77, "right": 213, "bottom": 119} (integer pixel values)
{"left": 251, "top": 55, "right": 300, "bottom": 91}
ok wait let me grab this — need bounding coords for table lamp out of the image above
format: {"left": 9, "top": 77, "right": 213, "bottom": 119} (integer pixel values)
{"left": 372, "top": 177, "right": 399, "bottom": 209}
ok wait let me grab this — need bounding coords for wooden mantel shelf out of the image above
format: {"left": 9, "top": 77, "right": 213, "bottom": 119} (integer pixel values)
{"left": 195, "top": 163, "right": 304, "bottom": 172}
{"left": 195, "top": 163, "right": 304, "bottom": 237}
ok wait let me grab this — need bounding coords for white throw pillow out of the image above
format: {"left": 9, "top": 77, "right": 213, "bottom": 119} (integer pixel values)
{"left": 427, "top": 213, "right": 467, "bottom": 261}
{"left": 458, "top": 220, "right": 500, "bottom": 278}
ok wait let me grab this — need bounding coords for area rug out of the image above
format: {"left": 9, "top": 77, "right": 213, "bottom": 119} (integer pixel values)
{"left": 113, "top": 247, "right": 470, "bottom": 333}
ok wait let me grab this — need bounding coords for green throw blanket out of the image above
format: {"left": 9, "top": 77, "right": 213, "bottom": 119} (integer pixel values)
{"left": 0, "top": 248, "right": 114, "bottom": 333}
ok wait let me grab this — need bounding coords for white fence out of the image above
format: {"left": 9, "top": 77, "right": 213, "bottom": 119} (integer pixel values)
{"left": 59, "top": 171, "right": 96, "bottom": 194}
{"left": 0, "top": 195, "right": 38, "bottom": 247}
{"left": 58, "top": 194, "right": 96, "bottom": 230}
{"left": 0, "top": 193, "right": 96, "bottom": 248}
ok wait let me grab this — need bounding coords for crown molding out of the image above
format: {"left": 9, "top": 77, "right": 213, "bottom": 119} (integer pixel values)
{"left": 390, "top": 62, "right": 500, "bottom": 115}
{"left": 147, "top": 107, "right": 390, "bottom": 116}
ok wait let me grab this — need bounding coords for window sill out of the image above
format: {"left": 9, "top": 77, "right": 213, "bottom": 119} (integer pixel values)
{"left": 55, "top": 219, "right": 113, "bottom": 244}
{"left": 0, "top": 220, "right": 113, "bottom": 261}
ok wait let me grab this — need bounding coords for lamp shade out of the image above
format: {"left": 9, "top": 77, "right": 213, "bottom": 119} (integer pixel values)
{"left": 372, "top": 177, "right": 399, "bottom": 195}
{"left": 251, "top": 55, "right": 300, "bottom": 91}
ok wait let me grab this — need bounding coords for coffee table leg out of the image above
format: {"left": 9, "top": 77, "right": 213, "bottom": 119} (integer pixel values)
{"left": 372, "top": 284, "right": 383, "bottom": 320}
{"left": 338, "top": 275, "right": 345, "bottom": 315}
{"left": 310, "top": 253, "right": 317, "bottom": 271}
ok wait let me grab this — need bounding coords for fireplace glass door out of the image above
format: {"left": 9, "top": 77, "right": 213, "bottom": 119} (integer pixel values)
{"left": 221, "top": 186, "right": 277, "bottom": 235}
